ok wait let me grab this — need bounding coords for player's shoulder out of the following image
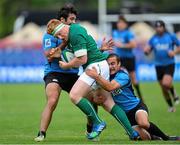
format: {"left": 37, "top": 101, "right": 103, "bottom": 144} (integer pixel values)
{"left": 43, "top": 33, "right": 60, "bottom": 43}
{"left": 43, "top": 33, "right": 62, "bottom": 49}
{"left": 112, "top": 29, "right": 120, "bottom": 38}
{"left": 70, "top": 23, "right": 87, "bottom": 39}
{"left": 165, "top": 32, "right": 177, "bottom": 39}
{"left": 116, "top": 68, "right": 129, "bottom": 79}
{"left": 150, "top": 34, "right": 158, "bottom": 41}
{"left": 125, "top": 28, "right": 135, "bottom": 38}
{"left": 43, "top": 33, "right": 55, "bottom": 40}
{"left": 112, "top": 29, "right": 119, "bottom": 34}
{"left": 125, "top": 28, "right": 133, "bottom": 34}
{"left": 70, "top": 23, "right": 85, "bottom": 32}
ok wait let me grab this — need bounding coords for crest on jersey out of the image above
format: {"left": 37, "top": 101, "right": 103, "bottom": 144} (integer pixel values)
{"left": 45, "top": 39, "right": 51, "bottom": 47}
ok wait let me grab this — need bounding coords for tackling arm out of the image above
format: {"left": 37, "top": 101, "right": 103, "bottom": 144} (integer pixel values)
{"left": 44, "top": 41, "right": 67, "bottom": 61}
{"left": 86, "top": 67, "right": 120, "bottom": 91}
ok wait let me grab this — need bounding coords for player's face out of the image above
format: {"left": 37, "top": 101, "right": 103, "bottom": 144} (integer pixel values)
{"left": 155, "top": 26, "right": 164, "bottom": 35}
{"left": 117, "top": 20, "right": 127, "bottom": 30}
{"left": 107, "top": 57, "right": 121, "bottom": 75}
{"left": 65, "top": 13, "right": 76, "bottom": 25}
{"left": 55, "top": 26, "right": 69, "bottom": 42}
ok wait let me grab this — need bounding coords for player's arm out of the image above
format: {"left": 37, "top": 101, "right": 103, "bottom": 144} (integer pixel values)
{"left": 59, "top": 34, "right": 88, "bottom": 69}
{"left": 144, "top": 44, "right": 152, "bottom": 55}
{"left": 168, "top": 47, "right": 180, "bottom": 57}
{"left": 59, "top": 55, "right": 87, "bottom": 69}
{"left": 144, "top": 37, "right": 153, "bottom": 55}
{"left": 174, "top": 47, "right": 180, "bottom": 54}
{"left": 168, "top": 34, "right": 180, "bottom": 57}
{"left": 44, "top": 41, "right": 67, "bottom": 60}
{"left": 86, "top": 67, "right": 120, "bottom": 91}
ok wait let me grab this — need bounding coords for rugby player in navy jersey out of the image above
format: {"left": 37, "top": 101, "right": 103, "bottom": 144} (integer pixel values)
{"left": 34, "top": 6, "right": 79, "bottom": 142}
{"left": 86, "top": 53, "right": 180, "bottom": 141}
{"left": 112, "top": 15, "right": 144, "bottom": 102}
{"left": 144, "top": 20, "right": 180, "bottom": 112}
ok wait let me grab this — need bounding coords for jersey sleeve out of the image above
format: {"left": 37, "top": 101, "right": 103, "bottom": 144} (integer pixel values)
{"left": 113, "top": 72, "right": 129, "bottom": 87}
{"left": 127, "top": 31, "right": 135, "bottom": 42}
{"left": 71, "top": 34, "right": 87, "bottom": 57}
{"left": 170, "top": 33, "right": 180, "bottom": 47}
{"left": 43, "top": 34, "right": 62, "bottom": 50}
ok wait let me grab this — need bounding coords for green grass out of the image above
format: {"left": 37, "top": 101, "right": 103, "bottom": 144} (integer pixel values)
{"left": 0, "top": 82, "right": 180, "bottom": 144}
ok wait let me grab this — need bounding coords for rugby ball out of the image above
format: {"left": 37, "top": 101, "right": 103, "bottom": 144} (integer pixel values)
{"left": 61, "top": 49, "right": 75, "bottom": 62}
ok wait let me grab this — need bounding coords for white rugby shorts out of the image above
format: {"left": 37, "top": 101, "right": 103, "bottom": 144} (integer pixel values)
{"left": 78, "top": 60, "right": 109, "bottom": 89}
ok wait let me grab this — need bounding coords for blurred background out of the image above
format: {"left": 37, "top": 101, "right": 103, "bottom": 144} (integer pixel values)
{"left": 0, "top": 0, "right": 180, "bottom": 83}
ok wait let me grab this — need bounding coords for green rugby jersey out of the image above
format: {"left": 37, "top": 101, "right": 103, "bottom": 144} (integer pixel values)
{"left": 67, "top": 23, "right": 107, "bottom": 68}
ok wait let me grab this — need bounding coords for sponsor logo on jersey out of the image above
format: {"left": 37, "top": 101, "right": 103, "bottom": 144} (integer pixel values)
{"left": 45, "top": 39, "right": 51, "bottom": 48}
{"left": 155, "top": 44, "right": 169, "bottom": 50}
{"left": 111, "top": 88, "right": 122, "bottom": 97}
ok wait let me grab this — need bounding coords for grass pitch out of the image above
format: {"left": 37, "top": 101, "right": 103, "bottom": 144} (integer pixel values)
{"left": 0, "top": 82, "right": 180, "bottom": 144}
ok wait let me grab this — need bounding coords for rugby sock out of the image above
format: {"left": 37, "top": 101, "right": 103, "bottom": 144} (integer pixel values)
{"left": 86, "top": 104, "right": 98, "bottom": 133}
{"left": 76, "top": 98, "right": 102, "bottom": 125}
{"left": 110, "top": 105, "right": 134, "bottom": 137}
{"left": 166, "top": 98, "right": 173, "bottom": 107}
{"left": 147, "top": 122, "right": 169, "bottom": 141}
{"left": 170, "top": 86, "right": 178, "bottom": 99}
{"left": 86, "top": 124, "right": 93, "bottom": 133}
{"left": 93, "top": 103, "right": 98, "bottom": 113}
{"left": 134, "top": 84, "right": 144, "bottom": 102}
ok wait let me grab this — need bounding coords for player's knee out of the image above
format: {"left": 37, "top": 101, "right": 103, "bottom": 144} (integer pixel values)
{"left": 161, "top": 81, "right": 171, "bottom": 89}
{"left": 47, "top": 98, "right": 58, "bottom": 110}
{"left": 69, "top": 91, "right": 80, "bottom": 104}
{"left": 138, "top": 121, "right": 150, "bottom": 129}
{"left": 47, "top": 92, "right": 59, "bottom": 109}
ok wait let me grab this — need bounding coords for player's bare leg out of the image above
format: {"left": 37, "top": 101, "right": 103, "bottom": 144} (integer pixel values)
{"left": 136, "top": 110, "right": 169, "bottom": 140}
{"left": 170, "top": 85, "right": 179, "bottom": 105}
{"left": 133, "top": 126, "right": 151, "bottom": 140}
{"left": 34, "top": 83, "right": 61, "bottom": 142}
{"left": 159, "top": 75, "right": 175, "bottom": 112}
{"left": 135, "top": 110, "right": 150, "bottom": 130}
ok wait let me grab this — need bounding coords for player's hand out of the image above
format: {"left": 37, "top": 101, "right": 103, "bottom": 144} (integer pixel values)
{"left": 49, "top": 47, "right": 61, "bottom": 58}
{"left": 45, "top": 47, "right": 61, "bottom": 62}
{"left": 143, "top": 46, "right": 151, "bottom": 55}
{"left": 168, "top": 50, "right": 175, "bottom": 57}
{"left": 100, "top": 37, "right": 114, "bottom": 51}
{"left": 86, "top": 67, "right": 99, "bottom": 79}
{"left": 59, "top": 61, "right": 70, "bottom": 69}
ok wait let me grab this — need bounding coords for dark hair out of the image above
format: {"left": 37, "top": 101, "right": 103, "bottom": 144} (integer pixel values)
{"left": 118, "top": 15, "right": 128, "bottom": 24}
{"left": 107, "top": 53, "right": 121, "bottom": 64}
{"left": 57, "top": 5, "right": 77, "bottom": 20}
{"left": 155, "top": 20, "right": 165, "bottom": 28}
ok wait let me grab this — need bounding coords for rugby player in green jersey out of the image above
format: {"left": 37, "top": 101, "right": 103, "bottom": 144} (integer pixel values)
{"left": 47, "top": 19, "right": 140, "bottom": 140}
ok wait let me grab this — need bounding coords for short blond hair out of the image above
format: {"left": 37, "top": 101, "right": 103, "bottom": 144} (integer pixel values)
{"left": 47, "top": 19, "right": 61, "bottom": 34}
